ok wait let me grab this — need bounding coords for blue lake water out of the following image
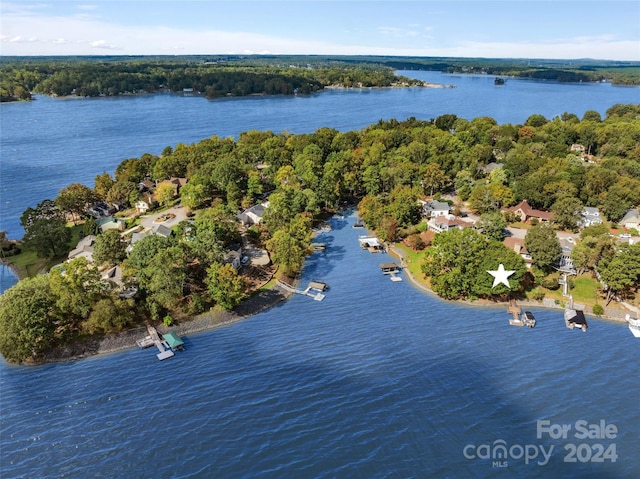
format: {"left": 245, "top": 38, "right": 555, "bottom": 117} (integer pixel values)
{"left": 1, "top": 71, "right": 639, "bottom": 477}
{"left": 1, "top": 211, "right": 638, "bottom": 478}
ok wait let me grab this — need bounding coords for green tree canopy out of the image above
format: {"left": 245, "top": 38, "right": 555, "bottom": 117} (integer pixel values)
{"left": 0, "top": 275, "right": 58, "bottom": 363}
{"left": 206, "top": 262, "right": 246, "bottom": 310}
{"left": 525, "top": 223, "right": 562, "bottom": 272}
{"left": 93, "top": 230, "right": 127, "bottom": 266}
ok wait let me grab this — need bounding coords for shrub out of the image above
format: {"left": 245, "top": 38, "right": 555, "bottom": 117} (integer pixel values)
{"left": 592, "top": 304, "right": 604, "bottom": 316}
{"left": 531, "top": 289, "right": 545, "bottom": 301}
{"left": 163, "top": 315, "right": 174, "bottom": 327}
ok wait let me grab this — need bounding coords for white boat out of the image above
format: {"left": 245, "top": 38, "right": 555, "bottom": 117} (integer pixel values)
{"left": 626, "top": 314, "right": 640, "bottom": 338}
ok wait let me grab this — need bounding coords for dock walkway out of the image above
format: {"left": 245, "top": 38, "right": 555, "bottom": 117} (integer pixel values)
{"left": 276, "top": 281, "right": 326, "bottom": 301}
{"left": 138, "top": 325, "right": 175, "bottom": 360}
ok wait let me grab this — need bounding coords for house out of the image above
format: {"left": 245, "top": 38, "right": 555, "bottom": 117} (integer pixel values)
{"left": 237, "top": 202, "right": 268, "bottom": 226}
{"left": 156, "top": 177, "right": 187, "bottom": 197}
{"left": 559, "top": 238, "right": 575, "bottom": 271}
{"left": 503, "top": 237, "right": 533, "bottom": 268}
{"left": 136, "top": 193, "right": 156, "bottom": 214}
{"left": 68, "top": 235, "right": 96, "bottom": 262}
{"left": 483, "top": 162, "right": 504, "bottom": 174}
{"left": 138, "top": 179, "right": 155, "bottom": 192}
{"left": 580, "top": 207, "right": 603, "bottom": 227}
{"left": 505, "top": 200, "right": 554, "bottom": 223}
{"left": 223, "top": 244, "right": 243, "bottom": 270}
{"left": 96, "top": 216, "right": 126, "bottom": 233}
{"left": 126, "top": 230, "right": 150, "bottom": 254}
{"left": 420, "top": 200, "right": 450, "bottom": 218}
{"left": 101, "top": 265, "right": 124, "bottom": 288}
{"left": 620, "top": 209, "right": 640, "bottom": 230}
{"left": 152, "top": 224, "right": 173, "bottom": 238}
{"left": 427, "top": 215, "right": 475, "bottom": 233}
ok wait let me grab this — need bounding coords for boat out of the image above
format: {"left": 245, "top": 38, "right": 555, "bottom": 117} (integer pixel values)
{"left": 626, "top": 314, "right": 640, "bottom": 338}
{"left": 494, "top": 77, "right": 505, "bottom": 85}
{"left": 522, "top": 311, "right": 536, "bottom": 328}
{"left": 564, "top": 308, "right": 588, "bottom": 331}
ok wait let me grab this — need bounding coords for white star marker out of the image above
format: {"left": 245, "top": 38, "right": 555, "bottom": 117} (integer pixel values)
{"left": 488, "top": 264, "right": 515, "bottom": 288}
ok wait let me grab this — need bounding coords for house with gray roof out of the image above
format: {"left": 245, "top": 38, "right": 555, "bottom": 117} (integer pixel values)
{"left": 237, "top": 202, "right": 268, "bottom": 226}
{"left": 620, "top": 209, "right": 640, "bottom": 230}
{"left": 580, "top": 207, "right": 603, "bottom": 227}
{"left": 420, "top": 200, "right": 450, "bottom": 218}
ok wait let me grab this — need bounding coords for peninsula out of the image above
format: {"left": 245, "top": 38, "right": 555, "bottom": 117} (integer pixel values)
{"left": 1, "top": 104, "right": 639, "bottom": 364}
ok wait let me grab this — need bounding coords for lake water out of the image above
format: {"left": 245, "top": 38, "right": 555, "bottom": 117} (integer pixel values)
{"left": 1, "top": 210, "right": 638, "bottom": 478}
{"left": 1, "top": 71, "right": 639, "bottom": 477}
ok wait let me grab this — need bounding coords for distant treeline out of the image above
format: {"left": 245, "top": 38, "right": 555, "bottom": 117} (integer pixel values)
{"left": 2, "top": 55, "right": 638, "bottom": 102}
{"left": 0, "top": 57, "right": 419, "bottom": 102}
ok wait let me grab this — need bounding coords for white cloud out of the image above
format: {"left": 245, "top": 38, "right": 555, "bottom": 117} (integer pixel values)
{"left": 1, "top": 6, "right": 637, "bottom": 61}
{"left": 90, "top": 39, "right": 120, "bottom": 50}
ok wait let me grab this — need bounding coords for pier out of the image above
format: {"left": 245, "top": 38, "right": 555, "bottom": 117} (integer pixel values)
{"left": 136, "top": 325, "right": 185, "bottom": 360}
{"left": 276, "top": 281, "right": 326, "bottom": 301}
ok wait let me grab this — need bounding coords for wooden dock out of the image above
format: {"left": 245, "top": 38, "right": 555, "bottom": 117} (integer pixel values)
{"left": 276, "top": 281, "right": 326, "bottom": 301}
{"left": 136, "top": 325, "right": 175, "bottom": 360}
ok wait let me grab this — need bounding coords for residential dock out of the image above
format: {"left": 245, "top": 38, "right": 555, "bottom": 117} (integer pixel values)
{"left": 276, "top": 281, "right": 327, "bottom": 301}
{"left": 507, "top": 301, "right": 535, "bottom": 327}
{"left": 137, "top": 325, "right": 185, "bottom": 360}
{"left": 565, "top": 308, "right": 588, "bottom": 331}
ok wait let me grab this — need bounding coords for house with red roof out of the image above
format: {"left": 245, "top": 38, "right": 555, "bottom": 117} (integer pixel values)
{"left": 505, "top": 200, "right": 554, "bottom": 224}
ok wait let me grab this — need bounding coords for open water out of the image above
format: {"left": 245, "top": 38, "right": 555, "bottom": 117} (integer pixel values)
{"left": 1, "top": 211, "right": 638, "bottom": 478}
{"left": 1, "top": 71, "right": 639, "bottom": 477}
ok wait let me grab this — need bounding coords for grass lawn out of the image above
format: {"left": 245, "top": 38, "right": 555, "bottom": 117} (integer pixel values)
{"left": 528, "top": 273, "right": 602, "bottom": 308}
{"left": 5, "top": 224, "right": 85, "bottom": 279}
{"left": 394, "top": 243, "right": 428, "bottom": 285}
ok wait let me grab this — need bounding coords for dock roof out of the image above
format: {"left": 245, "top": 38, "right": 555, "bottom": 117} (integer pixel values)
{"left": 163, "top": 332, "right": 184, "bottom": 349}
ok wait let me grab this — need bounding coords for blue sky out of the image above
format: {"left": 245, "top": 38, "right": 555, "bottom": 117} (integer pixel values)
{"left": 2, "top": 1, "right": 639, "bottom": 60}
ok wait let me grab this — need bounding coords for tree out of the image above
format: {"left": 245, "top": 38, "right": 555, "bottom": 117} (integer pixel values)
{"left": 599, "top": 243, "right": 640, "bottom": 305}
{"left": 551, "top": 196, "right": 583, "bottom": 232}
{"left": 55, "top": 183, "right": 98, "bottom": 224}
{"left": 421, "top": 162, "right": 448, "bottom": 196}
{"left": 525, "top": 223, "right": 562, "bottom": 272}
{"left": 20, "top": 200, "right": 71, "bottom": 258}
{"left": 0, "top": 275, "right": 58, "bottom": 363}
{"left": 476, "top": 212, "right": 507, "bottom": 241}
{"left": 206, "top": 262, "right": 246, "bottom": 310}
{"left": 144, "top": 246, "right": 188, "bottom": 311}
{"left": 94, "top": 172, "right": 115, "bottom": 199}
{"left": 155, "top": 182, "right": 175, "bottom": 207}
{"left": 421, "top": 228, "right": 489, "bottom": 300}
{"left": 266, "top": 214, "right": 311, "bottom": 275}
{"left": 82, "top": 297, "right": 136, "bottom": 335}
{"left": 93, "top": 229, "right": 127, "bottom": 266}
{"left": 49, "top": 257, "right": 103, "bottom": 329}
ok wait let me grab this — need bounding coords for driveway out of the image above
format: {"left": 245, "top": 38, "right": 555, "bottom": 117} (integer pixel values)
{"left": 140, "top": 205, "right": 188, "bottom": 230}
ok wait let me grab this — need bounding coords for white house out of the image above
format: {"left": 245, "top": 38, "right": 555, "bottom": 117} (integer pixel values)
{"left": 420, "top": 200, "right": 450, "bottom": 218}
{"left": 427, "top": 214, "right": 475, "bottom": 233}
{"left": 581, "top": 207, "right": 603, "bottom": 227}
{"left": 237, "top": 202, "right": 268, "bottom": 226}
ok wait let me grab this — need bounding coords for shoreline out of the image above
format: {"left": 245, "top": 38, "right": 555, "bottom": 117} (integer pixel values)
{"left": 386, "top": 245, "right": 631, "bottom": 324}
{"left": 0, "top": 258, "right": 22, "bottom": 280}
{"left": 36, "top": 286, "right": 293, "bottom": 364}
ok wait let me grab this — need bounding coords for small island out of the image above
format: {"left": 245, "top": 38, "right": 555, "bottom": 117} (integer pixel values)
{"left": 1, "top": 103, "right": 640, "bottom": 364}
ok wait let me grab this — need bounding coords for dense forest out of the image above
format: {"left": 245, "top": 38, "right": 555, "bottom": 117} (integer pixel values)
{"left": 1, "top": 103, "right": 639, "bottom": 363}
{"left": 2, "top": 55, "right": 639, "bottom": 102}
{"left": 0, "top": 57, "right": 422, "bottom": 102}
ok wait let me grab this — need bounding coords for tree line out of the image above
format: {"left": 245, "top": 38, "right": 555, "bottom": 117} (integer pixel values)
{"left": 0, "top": 57, "right": 419, "bottom": 102}
{"left": 1, "top": 103, "right": 639, "bottom": 362}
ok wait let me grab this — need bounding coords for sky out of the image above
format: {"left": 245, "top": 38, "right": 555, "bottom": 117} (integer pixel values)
{"left": 1, "top": 1, "right": 639, "bottom": 60}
